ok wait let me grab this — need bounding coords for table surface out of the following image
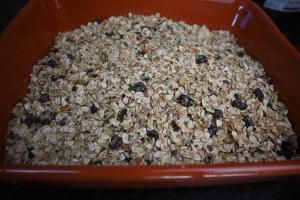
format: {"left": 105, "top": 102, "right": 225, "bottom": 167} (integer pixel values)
{"left": 0, "top": 1, "right": 299, "bottom": 199}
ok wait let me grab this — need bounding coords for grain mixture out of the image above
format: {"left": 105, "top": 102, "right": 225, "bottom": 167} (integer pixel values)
{"left": 5, "top": 13, "right": 298, "bottom": 165}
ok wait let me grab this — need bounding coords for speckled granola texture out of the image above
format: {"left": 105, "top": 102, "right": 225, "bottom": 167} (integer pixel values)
{"left": 5, "top": 13, "right": 298, "bottom": 165}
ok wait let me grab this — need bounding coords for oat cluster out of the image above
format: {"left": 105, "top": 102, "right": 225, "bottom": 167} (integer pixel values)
{"left": 5, "top": 13, "right": 298, "bottom": 165}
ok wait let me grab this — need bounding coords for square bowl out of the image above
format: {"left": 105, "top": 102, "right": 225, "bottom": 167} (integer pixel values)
{"left": 0, "top": 0, "right": 300, "bottom": 188}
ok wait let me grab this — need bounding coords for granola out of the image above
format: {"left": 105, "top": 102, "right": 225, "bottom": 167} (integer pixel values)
{"left": 5, "top": 13, "right": 298, "bottom": 165}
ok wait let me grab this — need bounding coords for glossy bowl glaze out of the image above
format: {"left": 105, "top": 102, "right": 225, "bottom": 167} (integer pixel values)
{"left": 0, "top": 0, "right": 300, "bottom": 188}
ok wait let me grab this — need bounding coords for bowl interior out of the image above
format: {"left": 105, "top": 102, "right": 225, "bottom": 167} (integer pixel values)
{"left": 0, "top": 0, "right": 299, "bottom": 161}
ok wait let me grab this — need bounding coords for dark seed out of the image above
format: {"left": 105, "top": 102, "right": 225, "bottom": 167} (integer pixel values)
{"left": 253, "top": 88, "right": 264, "bottom": 102}
{"left": 72, "top": 86, "right": 77, "bottom": 92}
{"left": 57, "top": 118, "right": 66, "bottom": 126}
{"left": 231, "top": 99, "right": 248, "bottom": 110}
{"left": 213, "top": 109, "right": 223, "bottom": 119}
{"left": 171, "top": 121, "right": 180, "bottom": 132}
{"left": 196, "top": 55, "right": 208, "bottom": 64}
{"left": 90, "top": 104, "right": 99, "bottom": 114}
{"left": 46, "top": 59, "right": 58, "bottom": 68}
{"left": 242, "top": 115, "right": 253, "bottom": 128}
{"left": 171, "top": 149, "right": 178, "bottom": 157}
{"left": 208, "top": 124, "right": 219, "bottom": 137}
{"left": 145, "top": 159, "right": 152, "bottom": 165}
{"left": 50, "top": 75, "right": 65, "bottom": 81}
{"left": 117, "top": 108, "right": 127, "bottom": 122}
{"left": 146, "top": 129, "right": 159, "bottom": 140}
{"left": 105, "top": 31, "right": 115, "bottom": 37}
{"left": 177, "top": 94, "right": 194, "bottom": 107}
{"left": 39, "top": 111, "right": 57, "bottom": 125}
{"left": 109, "top": 135, "right": 123, "bottom": 149}
{"left": 39, "top": 93, "right": 50, "bottom": 103}
{"left": 281, "top": 137, "right": 297, "bottom": 159}
{"left": 27, "top": 147, "right": 35, "bottom": 159}
{"left": 234, "top": 93, "right": 242, "bottom": 100}
{"left": 237, "top": 50, "right": 245, "bottom": 57}
{"left": 129, "top": 82, "right": 146, "bottom": 92}
{"left": 121, "top": 94, "right": 126, "bottom": 98}
{"left": 23, "top": 114, "right": 40, "bottom": 127}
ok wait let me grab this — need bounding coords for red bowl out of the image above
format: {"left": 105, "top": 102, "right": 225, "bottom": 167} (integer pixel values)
{"left": 0, "top": 0, "right": 300, "bottom": 188}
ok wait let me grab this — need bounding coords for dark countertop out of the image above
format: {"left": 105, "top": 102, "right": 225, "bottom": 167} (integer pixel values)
{"left": 0, "top": 1, "right": 299, "bottom": 199}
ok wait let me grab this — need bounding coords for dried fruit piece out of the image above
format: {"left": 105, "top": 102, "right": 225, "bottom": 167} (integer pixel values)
{"left": 39, "top": 111, "right": 57, "bottom": 125}
{"left": 146, "top": 129, "right": 159, "bottom": 140}
{"left": 27, "top": 147, "right": 34, "bottom": 159}
{"left": 46, "top": 59, "right": 58, "bottom": 68}
{"left": 208, "top": 124, "right": 219, "bottom": 137}
{"left": 171, "top": 121, "right": 180, "bottom": 131}
{"left": 117, "top": 108, "right": 127, "bottom": 122}
{"left": 105, "top": 31, "right": 115, "bottom": 37}
{"left": 281, "top": 136, "right": 297, "bottom": 159}
{"left": 171, "top": 149, "right": 178, "bottom": 156}
{"left": 213, "top": 109, "right": 223, "bottom": 119}
{"left": 23, "top": 114, "right": 40, "bottom": 127}
{"left": 242, "top": 115, "right": 253, "bottom": 128}
{"left": 177, "top": 94, "right": 194, "bottom": 107}
{"left": 90, "top": 104, "right": 99, "bottom": 114}
{"left": 237, "top": 50, "right": 245, "bottom": 57}
{"left": 253, "top": 88, "right": 264, "bottom": 102}
{"left": 231, "top": 99, "right": 247, "bottom": 110}
{"left": 196, "top": 55, "right": 207, "bottom": 64}
{"left": 39, "top": 94, "right": 50, "bottom": 103}
{"left": 129, "top": 82, "right": 146, "bottom": 92}
{"left": 71, "top": 86, "right": 77, "bottom": 92}
{"left": 109, "top": 135, "right": 123, "bottom": 149}
{"left": 50, "top": 75, "right": 65, "bottom": 81}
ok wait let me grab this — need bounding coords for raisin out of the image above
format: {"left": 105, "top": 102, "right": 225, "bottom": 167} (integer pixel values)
{"left": 67, "top": 53, "right": 74, "bottom": 60}
{"left": 57, "top": 118, "right": 66, "bottom": 126}
{"left": 177, "top": 94, "right": 194, "bottom": 107}
{"left": 253, "top": 88, "right": 264, "bottom": 102}
{"left": 51, "top": 48, "right": 58, "bottom": 53}
{"left": 46, "top": 59, "right": 58, "bottom": 68}
{"left": 117, "top": 108, "right": 127, "bottom": 122}
{"left": 146, "top": 129, "right": 159, "bottom": 140}
{"left": 234, "top": 93, "right": 242, "bottom": 100}
{"left": 145, "top": 159, "right": 152, "bottom": 165}
{"left": 50, "top": 75, "right": 65, "bottom": 81}
{"left": 125, "top": 156, "right": 132, "bottom": 163}
{"left": 281, "top": 139, "right": 297, "bottom": 159}
{"left": 237, "top": 50, "right": 245, "bottom": 57}
{"left": 72, "top": 86, "right": 77, "bottom": 92}
{"left": 91, "top": 74, "right": 98, "bottom": 78}
{"left": 39, "top": 93, "right": 50, "bottom": 103}
{"left": 213, "top": 109, "right": 223, "bottom": 119}
{"left": 171, "top": 121, "right": 180, "bottom": 131}
{"left": 23, "top": 114, "right": 40, "bottom": 127}
{"left": 105, "top": 31, "right": 115, "bottom": 37}
{"left": 171, "top": 149, "right": 178, "bottom": 156}
{"left": 204, "top": 155, "right": 212, "bottom": 164}
{"left": 196, "top": 55, "right": 207, "bottom": 64}
{"left": 121, "top": 94, "right": 126, "bottom": 98}
{"left": 231, "top": 99, "right": 247, "bottom": 110}
{"left": 129, "top": 82, "right": 146, "bottom": 92}
{"left": 27, "top": 147, "right": 35, "bottom": 159}
{"left": 242, "top": 115, "right": 253, "bottom": 128}
{"left": 90, "top": 104, "right": 99, "bottom": 114}
{"left": 206, "top": 145, "right": 213, "bottom": 152}
{"left": 208, "top": 124, "right": 219, "bottom": 137}
{"left": 39, "top": 111, "right": 57, "bottom": 125}
{"left": 109, "top": 135, "right": 123, "bottom": 149}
